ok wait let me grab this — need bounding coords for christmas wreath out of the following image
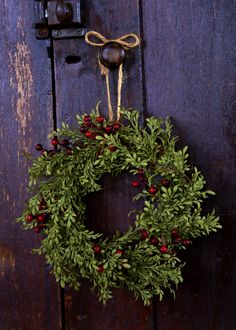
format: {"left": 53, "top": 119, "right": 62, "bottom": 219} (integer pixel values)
{"left": 17, "top": 106, "right": 221, "bottom": 305}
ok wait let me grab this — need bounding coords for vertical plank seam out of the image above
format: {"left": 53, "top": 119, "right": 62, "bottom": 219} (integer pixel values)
{"left": 138, "top": 0, "right": 148, "bottom": 120}
{"left": 138, "top": 1, "right": 157, "bottom": 329}
{"left": 50, "top": 38, "right": 58, "bottom": 131}
{"left": 50, "top": 37, "right": 65, "bottom": 330}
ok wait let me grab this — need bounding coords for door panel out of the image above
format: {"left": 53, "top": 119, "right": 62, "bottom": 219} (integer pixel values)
{"left": 1, "top": 1, "right": 235, "bottom": 329}
{"left": 0, "top": 1, "right": 61, "bottom": 329}
{"left": 142, "top": 1, "right": 236, "bottom": 329}
{"left": 52, "top": 1, "right": 154, "bottom": 329}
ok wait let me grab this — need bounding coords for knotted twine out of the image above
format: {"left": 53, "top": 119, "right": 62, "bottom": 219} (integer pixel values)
{"left": 85, "top": 31, "right": 140, "bottom": 121}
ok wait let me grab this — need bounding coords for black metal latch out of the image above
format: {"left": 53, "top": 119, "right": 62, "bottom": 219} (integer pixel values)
{"left": 34, "top": 0, "right": 86, "bottom": 39}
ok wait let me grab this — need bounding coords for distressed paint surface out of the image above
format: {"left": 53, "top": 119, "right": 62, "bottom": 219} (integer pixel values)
{"left": 1, "top": 0, "right": 235, "bottom": 329}
{"left": 9, "top": 40, "right": 34, "bottom": 136}
{"left": 0, "top": 1, "right": 61, "bottom": 329}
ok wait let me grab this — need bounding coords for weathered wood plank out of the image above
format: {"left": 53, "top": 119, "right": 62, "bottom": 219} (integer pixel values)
{"left": 52, "top": 1, "right": 154, "bottom": 329}
{"left": 0, "top": 1, "right": 61, "bottom": 329}
{"left": 142, "top": 1, "right": 236, "bottom": 329}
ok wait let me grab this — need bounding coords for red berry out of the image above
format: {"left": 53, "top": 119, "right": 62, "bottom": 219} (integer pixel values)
{"left": 85, "top": 122, "right": 92, "bottom": 128}
{"left": 137, "top": 169, "right": 145, "bottom": 176}
{"left": 84, "top": 115, "right": 91, "bottom": 123}
{"left": 150, "top": 236, "right": 158, "bottom": 246}
{"left": 104, "top": 126, "right": 112, "bottom": 134}
{"left": 115, "top": 249, "right": 124, "bottom": 255}
{"left": 93, "top": 244, "right": 101, "bottom": 254}
{"left": 96, "top": 116, "right": 105, "bottom": 123}
{"left": 140, "top": 176, "right": 147, "bottom": 185}
{"left": 60, "top": 139, "right": 69, "bottom": 146}
{"left": 39, "top": 200, "right": 47, "bottom": 210}
{"left": 67, "top": 148, "right": 73, "bottom": 155}
{"left": 85, "top": 131, "right": 93, "bottom": 138}
{"left": 80, "top": 126, "right": 88, "bottom": 133}
{"left": 182, "top": 239, "right": 192, "bottom": 246}
{"left": 51, "top": 138, "right": 58, "bottom": 146}
{"left": 160, "top": 178, "right": 170, "bottom": 187}
{"left": 132, "top": 180, "right": 139, "bottom": 188}
{"left": 113, "top": 123, "right": 121, "bottom": 131}
{"left": 108, "top": 145, "right": 117, "bottom": 152}
{"left": 171, "top": 228, "right": 179, "bottom": 237}
{"left": 40, "top": 199, "right": 47, "bottom": 206}
{"left": 97, "top": 265, "right": 104, "bottom": 273}
{"left": 36, "top": 214, "right": 46, "bottom": 223}
{"left": 149, "top": 186, "right": 157, "bottom": 195}
{"left": 35, "top": 143, "right": 43, "bottom": 151}
{"left": 91, "top": 133, "right": 98, "bottom": 140}
{"left": 33, "top": 226, "right": 41, "bottom": 233}
{"left": 160, "top": 245, "right": 168, "bottom": 253}
{"left": 173, "top": 237, "right": 182, "bottom": 244}
{"left": 159, "top": 145, "right": 164, "bottom": 154}
{"left": 48, "top": 150, "right": 56, "bottom": 157}
{"left": 140, "top": 229, "right": 149, "bottom": 240}
{"left": 26, "top": 214, "right": 34, "bottom": 222}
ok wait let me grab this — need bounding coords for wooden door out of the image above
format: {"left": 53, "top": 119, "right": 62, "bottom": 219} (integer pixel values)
{"left": 0, "top": 1, "right": 235, "bottom": 329}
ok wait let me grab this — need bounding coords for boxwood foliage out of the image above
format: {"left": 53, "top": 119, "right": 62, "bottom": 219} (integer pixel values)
{"left": 17, "top": 107, "right": 221, "bottom": 305}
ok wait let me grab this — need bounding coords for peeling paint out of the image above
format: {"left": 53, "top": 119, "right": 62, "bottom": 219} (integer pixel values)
{"left": 65, "top": 295, "right": 73, "bottom": 308}
{"left": 1, "top": 186, "right": 10, "bottom": 203}
{"left": 9, "top": 17, "right": 34, "bottom": 138}
{"left": 0, "top": 246, "right": 15, "bottom": 278}
{"left": 76, "top": 315, "right": 88, "bottom": 321}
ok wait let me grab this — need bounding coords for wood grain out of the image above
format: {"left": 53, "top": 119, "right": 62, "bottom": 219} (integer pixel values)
{"left": 142, "top": 1, "right": 236, "bottom": 329}
{"left": 52, "top": 0, "right": 154, "bottom": 329}
{"left": 1, "top": 0, "right": 235, "bottom": 329}
{"left": 0, "top": 1, "right": 61, "bottom": 329}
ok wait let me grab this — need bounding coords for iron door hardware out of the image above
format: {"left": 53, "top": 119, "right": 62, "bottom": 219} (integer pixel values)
{"left": 34, "top": 0, "right": 86, "bottom": 39}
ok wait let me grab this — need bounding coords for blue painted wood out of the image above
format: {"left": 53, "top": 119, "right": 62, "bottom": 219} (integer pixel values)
{"left": 1, "top": 1, "right": 234, "bottom": 329}
{"left": 142, "top": 1, "right": 236, "bottom": 329}
{"left": 0, "top": 1, "right": 61, "bottom": 329}
{"left": 52, "top": 1, "right": 155, "bottom": 329}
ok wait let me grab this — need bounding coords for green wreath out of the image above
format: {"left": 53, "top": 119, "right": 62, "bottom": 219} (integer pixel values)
{"left": 17, "top": 106, "right": 221, "bottom": 305}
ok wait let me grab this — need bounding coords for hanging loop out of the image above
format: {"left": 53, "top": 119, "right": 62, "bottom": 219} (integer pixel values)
{"left": 85, "top": 31, "right": 140, "bottom": 50}
{"left": 85, "top": 31, "right": 140, "bottom": 121}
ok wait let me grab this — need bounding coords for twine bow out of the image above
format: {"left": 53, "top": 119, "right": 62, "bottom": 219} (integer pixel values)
{"left": 85, "top": 31, "right": 140, "bottom": 121}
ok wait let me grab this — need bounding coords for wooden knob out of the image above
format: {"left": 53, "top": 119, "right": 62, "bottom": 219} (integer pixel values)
{"left": 99, "top": 42, "right": 125, "bottom": 69}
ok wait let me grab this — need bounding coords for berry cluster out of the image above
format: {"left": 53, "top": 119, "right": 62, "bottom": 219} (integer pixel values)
{"left": 140, "top": 229, "right": 168, "bottom": 254}
{"left": 92, "top": 228, "right": 189, "bottom": 275}
{"left": 35, "top": 137, "right": 72, "bottom": 156}
{"left": 131, "top": 168, "right": 171, "bottom": 195}
{"left": 171, "top": 228, "right": 192, "bottom": 246}
{"left": 35, "top": 114, "right": 121, "bottom": 158}
{"left": 92, "top": 244, "right": 125, "bottom": 273}
{"left": 25, "top": 200, "right": 48, "bottom": 233}
{"left": 26, "top": 212, "right": 47, "bottom": 233}
{"left": 140, "top": 228, "right": 192, "bottom": 256}
{"left": 79, "top": 115, "right": 121, "bottom": 142}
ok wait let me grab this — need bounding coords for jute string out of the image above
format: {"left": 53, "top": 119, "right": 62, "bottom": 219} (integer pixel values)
{"left": 85, "top": 31, "right": 140, "bottom": 121}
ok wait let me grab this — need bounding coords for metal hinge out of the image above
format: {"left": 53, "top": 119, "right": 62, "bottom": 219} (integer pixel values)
{"left": 34, "top": 0, "right": 86, "bottom": 39}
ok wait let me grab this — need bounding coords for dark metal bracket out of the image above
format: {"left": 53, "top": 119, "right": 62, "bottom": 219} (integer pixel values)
{"left": 34, "top": 0, "right": 86, "bottom": 39}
